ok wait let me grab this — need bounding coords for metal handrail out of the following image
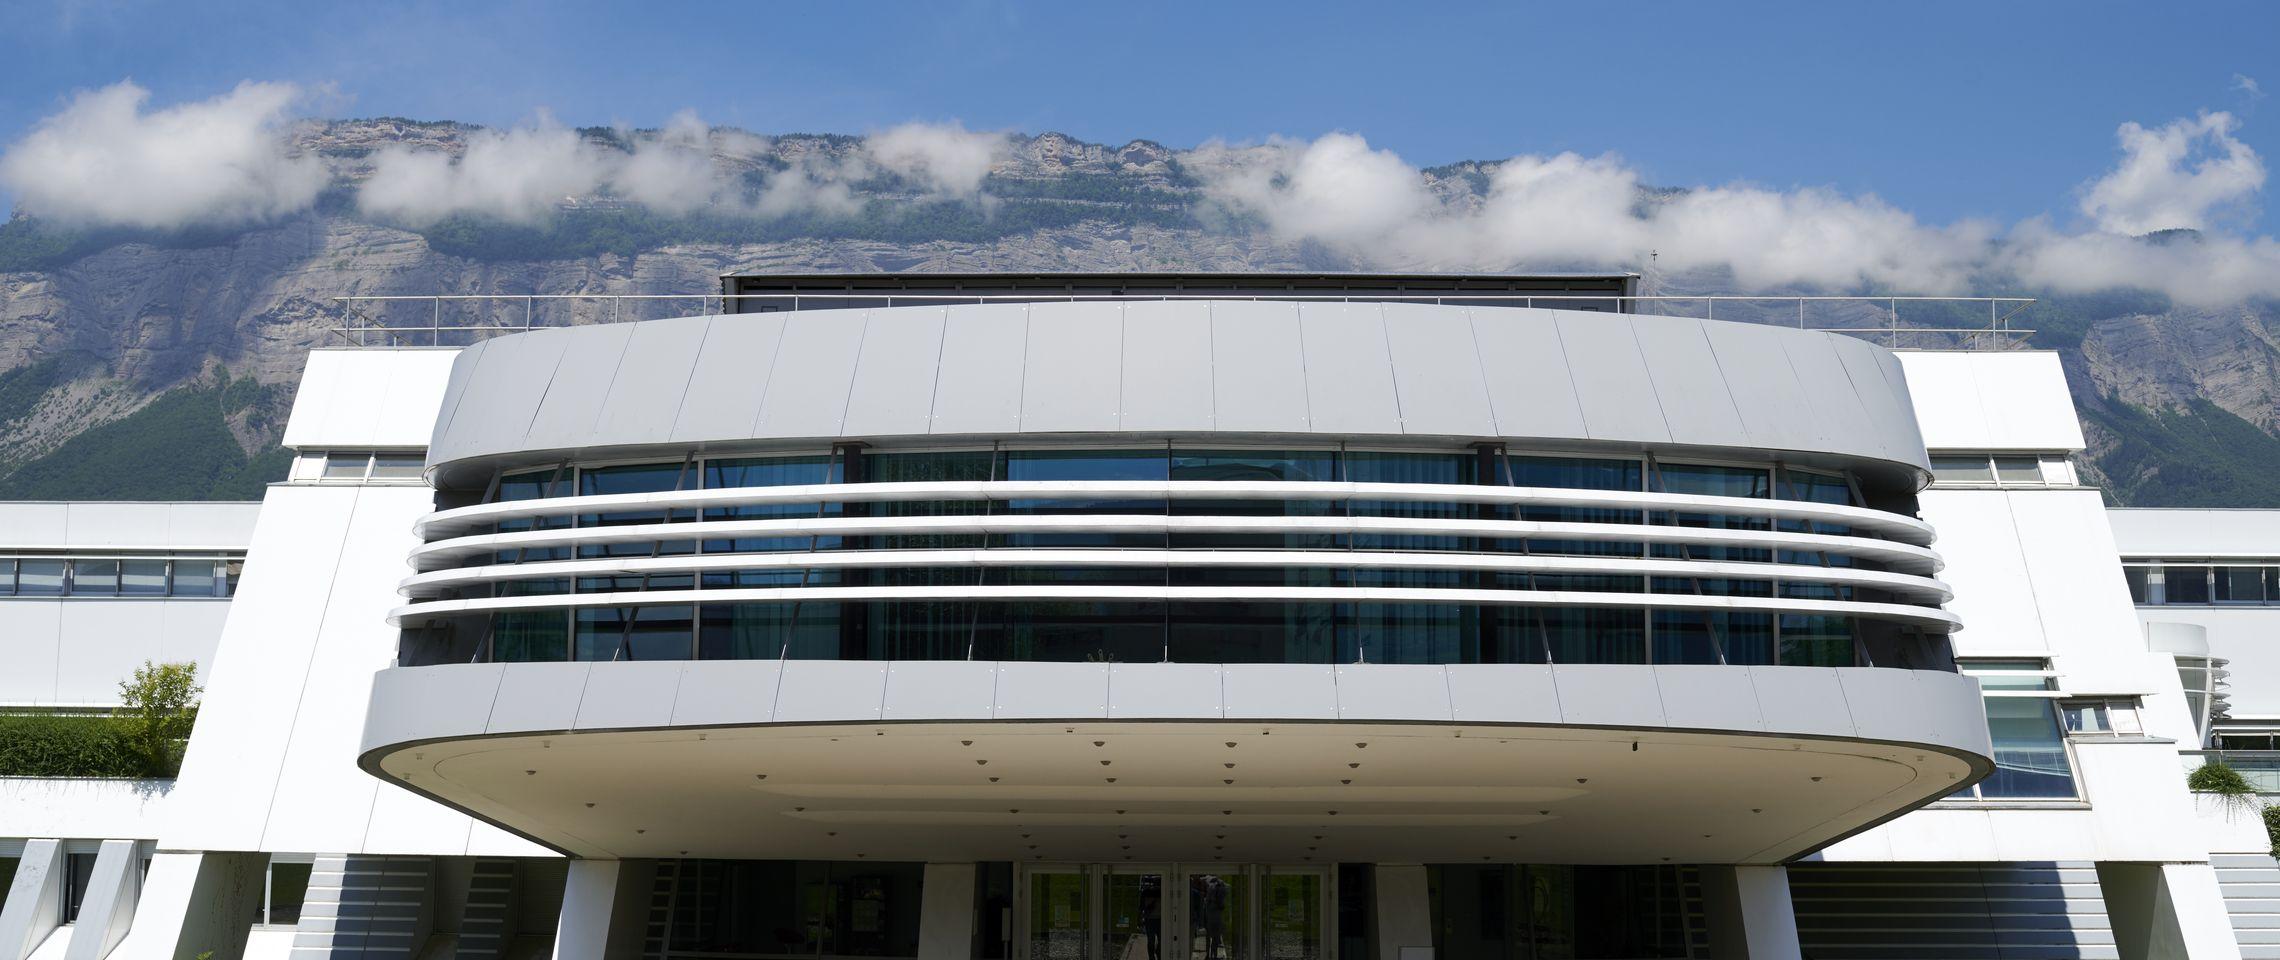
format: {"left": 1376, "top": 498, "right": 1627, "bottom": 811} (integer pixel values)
{"left": 327, "top": 293, "right": 2037, "bottom": 348}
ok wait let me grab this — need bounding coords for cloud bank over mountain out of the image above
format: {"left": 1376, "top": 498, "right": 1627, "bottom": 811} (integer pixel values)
{"left": 3, "top": 79, "right": 2278, "bottom": 305}
{"left": 0, "top": 80, "right": 326, "bottom": 230}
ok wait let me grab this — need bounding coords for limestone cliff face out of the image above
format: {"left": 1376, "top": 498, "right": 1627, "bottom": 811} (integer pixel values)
{"left": 1, "top": 121, "right": 2274, "bottom": 503}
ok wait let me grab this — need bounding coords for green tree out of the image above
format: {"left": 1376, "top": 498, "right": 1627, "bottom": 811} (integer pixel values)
{"left": 116, "top": 661, "right": 202, "bottom": 777}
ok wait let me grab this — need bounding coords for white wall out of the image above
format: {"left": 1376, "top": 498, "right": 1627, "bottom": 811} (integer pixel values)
{"left": 0, "top": 779, "right": 171, "bottom": 843}
{"left": 2109, "top": 508, "right": 2280, "bottom": 720}
{"left": 162, "top": 348, "right": 550, "bottom": 859}
{"left": 280, "top": 348, "right": 461, "bottom": 451}
{"left": 0, "top": 502, "right": 259, "bottom": 707}
{"left": 1894, "top": 351, "right": 2085, "bottom": 451}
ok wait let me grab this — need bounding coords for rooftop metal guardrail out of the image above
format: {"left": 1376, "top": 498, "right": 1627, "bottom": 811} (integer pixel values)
{"left": 328, "top": 293, "right": 2036, "bottom": 349}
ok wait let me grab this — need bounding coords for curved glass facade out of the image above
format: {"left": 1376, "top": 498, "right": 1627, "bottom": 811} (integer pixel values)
{"left": 398, "top": 444, "right": 1950, "bottom": 671}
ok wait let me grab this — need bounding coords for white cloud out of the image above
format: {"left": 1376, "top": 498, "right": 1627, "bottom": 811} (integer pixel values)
{"left": 1192, "top": 133, "right": 1997, "bottom": 293}
{"left": 2078, "top": 111, "right": 2264, "bottom": 234}
{"left": 359, "top": 113, "right": 619, "bottom": 225}
{"left": 0, "top": 79, "right": 326, "bottom": 229}
{"left": 863, "top": 122, "right": 1008, "bottom": 198}
{"left": 611, "top": 110, "right": 726, "bottom": 216}
{"left": 2237, "top": 74, "right": 2266, "bottom": 100}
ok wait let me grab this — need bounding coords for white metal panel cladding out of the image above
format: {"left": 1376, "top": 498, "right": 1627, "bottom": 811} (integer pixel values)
{"left": 839, "top": 307, "right": 946, "bottom": 437}
{"left": 592, "top": 314, "right": 712, "bottom": 446}
{"left": 1117, "top": 301, "right": 1215, "bottom": 432}
{"left": 423, "top": 302, "right": 1935, "bottom": 475}
{"left": 667, "top": 312, "right": 785, "bottom": 443}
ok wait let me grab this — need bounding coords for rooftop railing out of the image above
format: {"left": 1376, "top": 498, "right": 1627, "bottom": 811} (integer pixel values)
{"left": 327, "top": 293, "right": 2036, "bottom": 349}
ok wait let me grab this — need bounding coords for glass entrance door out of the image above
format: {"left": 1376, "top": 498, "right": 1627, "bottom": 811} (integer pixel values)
{"left": 1026, "top": 869, "right": 1092, "bottom": 960}
{"left": 1258, "top": 868, "right": 1328, "bottom": 960}
{"left": 1015, "top": 865, "right": 1329, "bottom": 960}
{"left": 1104, "top": 868, "right": 1169, "bottom": 960}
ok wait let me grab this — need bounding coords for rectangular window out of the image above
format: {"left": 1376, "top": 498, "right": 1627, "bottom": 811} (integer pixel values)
{"left": 2218, "top": 566, "right": 2268, "bottom": 603}
{"left": 2166, "top": 566, "right": 2211, "bottom": 604}
{"left": 1953, "top": 660, "right": 2078, "bottom": 801}
{"left": 63, "top": 852, "right": 96, "bottom": 923}
{"left": 71, "top": 559, "right": 120, "bottom": 596}
{"left": 263, "top": 859, "right": 312, "bottom": 926}
{"left": 120, "top": 560, "right": 170, "bottom": 596}
{"left": 16, "top": 559, "right": 64, "bottom": 595}
{"left": 172, "top": 561, "right": 220, "bottom": 598}
{"left": 1929, "top": 456, "right": 1994, "bottom": 483}
{"left": 370, "top": 454, "right": 426, "bottom": 480}
{"left": 0, "top": 559, "right": 12, "bottom": 596}
{"left": 1992, "top": 456, "right": 2043, "bottom": 484}
{"left": 321, "top": 453, "right": 372, "bottom": 480}
{"left": 2062, "top": 699, "right": 2144, "bottom": 737}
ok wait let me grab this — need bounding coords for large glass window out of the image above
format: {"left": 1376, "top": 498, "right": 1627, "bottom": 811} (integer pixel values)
{"left": 2218, "top": 566, "right": 2268, "bottom": 603}
{"left": 16, "top": 559, "right": 64, "bottom": 595}
{"left": 1953, "top": 661, "right": 2077, "bottom": 801}
{"left": 1430, "top": 864, "right": 1692, "bottom": 960}
{"left": 574, "top": 605, "right": 694, "bottom": 661}
{"left": 662, "top": 860, "right": 924, "bottom": 960}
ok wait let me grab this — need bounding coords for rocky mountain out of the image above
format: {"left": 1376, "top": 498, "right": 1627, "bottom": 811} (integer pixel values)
{"left": 1, "top": 120, "right": 2276, "bottom": 504}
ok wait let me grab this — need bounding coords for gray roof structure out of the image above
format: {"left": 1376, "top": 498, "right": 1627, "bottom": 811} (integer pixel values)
{"left": 425, "top": 301, "right": 1931, "bottom": 486}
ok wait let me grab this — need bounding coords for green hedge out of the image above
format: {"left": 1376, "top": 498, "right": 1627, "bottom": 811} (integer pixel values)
{"left": 0, "top": 715, "right": 170, "bottom": 778}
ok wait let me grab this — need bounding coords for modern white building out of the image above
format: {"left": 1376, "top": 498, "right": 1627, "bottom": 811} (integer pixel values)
{"left": 0, "top": 275, "right": 2259, "bottom": 960}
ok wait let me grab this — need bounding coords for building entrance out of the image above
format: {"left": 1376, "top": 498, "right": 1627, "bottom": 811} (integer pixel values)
{"left": 1016, "top": 864, "right": 1333, "bottom": 960}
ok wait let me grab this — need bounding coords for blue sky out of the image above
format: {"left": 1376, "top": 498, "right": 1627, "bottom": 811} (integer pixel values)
{"left": 0, "top": 0, "right": 2275, "bottom": 231}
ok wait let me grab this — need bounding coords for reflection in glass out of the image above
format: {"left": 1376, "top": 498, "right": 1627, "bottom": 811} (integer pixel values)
{"left": 1028, "top": 872, "right": 1090, "bottom": 960}
{"left": 1261, "top": 872, "right": 1324, "bottom": 960}
{"left": 1186, "top": 872, "right": 1249, "bottom": 960}
{"left": 1104, "top": 873, "right": 1165, "bottom": 960}
{"left": 1979, "top": 697, "right": 2077, "bottom": 799}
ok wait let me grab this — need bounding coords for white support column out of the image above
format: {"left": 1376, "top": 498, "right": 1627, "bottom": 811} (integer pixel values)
{"left": 2098, "top": 862, "right": 2244, "bottom": 960}
{"left": 0, "top": 840, "right": 64, "bottom": 960}
{"left": 551, "top": 861, "right": 651, "bottom": 960}
{"left": 1701, "top": 865, "right": 1801, "bottom": 960}
{"left": 62, "top": 841, "right": 140, "bottom": 960}
{"left": 1371, "top": 865, "right": 1431, "bottom": 960}
{"left": 918, "top": 864, "right": 977, "bottom": 960}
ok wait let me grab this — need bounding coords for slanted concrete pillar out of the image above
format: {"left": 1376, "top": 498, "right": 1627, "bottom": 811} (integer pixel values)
{"left": 63, "top": 841, "right": 141, "bottom": 960}
{"left": 1701, "top": 865, "right": 1802, "bottom": 960}
{"left": 917, "top": 864, "right": 976, "bottom": 960}
{"left": 1372, "top": 865, "right": 1431, "bottom": 960}
{"left": 120, "top": 851, "right": 261, "bottom": 960}
{"left": 0, "top": 840, "right": 65, "bottom": 960}
{"left": 551, "top": 861, "right": 652, "bottom": 960}
{"left": 2098, "top": 862, "right": 2244, "bottom": 960}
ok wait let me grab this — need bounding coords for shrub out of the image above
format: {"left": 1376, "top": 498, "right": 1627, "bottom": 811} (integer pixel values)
{"left": 0, "top": 661, "right": 201, "bottom": 779}
{"left": 116, "top": 661, "right": 201, "bottom": 777}
{"left": 2265, "top": 805, "right": 2280, "bottom": 859}
{"left": 2189, "top": 760, "right": 2256, "bottom": 795}
{"left": 0, "top": 715, "right": 141, "bottom": 777}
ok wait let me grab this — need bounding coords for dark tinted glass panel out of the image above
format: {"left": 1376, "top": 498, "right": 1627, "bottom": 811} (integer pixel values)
{"left": 2166, "top": 566, "right": 2210, "bottom": 604}
{"left": 19, "top": 559, "right": 71, "bottom": 594}
{"left": 703, "top": 457, "right": 839, "bottom": 552}
{"left": 494, "top": 469, "right": 572, "bottom": 561}
{"left": 578, "top": 462, "right": 694, "bottom": 558}
{"left": 1657, "top": 463, "right": 1771, "bottom": 500}
{"left": 1166, "top": 601, "right": 1335, "bottom": 663}
{"left": 1506, "top": 456, "right": 1641, "bottom": 492}
{"left": 269, "top": 861, "right": 312, "bottom": 925}
{"left": 1170, "top": 450, "right": 1336, "bottom": 483}
{"left": 575, "top": 606, "right": 694, "bottom": 661}
{"left": 1780, "top": 469, "right": 1854, "bottom": 505}
{"left": 1345, "top": 603, "right": 1472, "bottom": 664}
{"left": 1538, "top": 607, "right": 1645, "bottom": 664}
{"left": 1346, "top": 453, "right": 1473, "bottom": 551}
{"left": 980, "top": 601, "right": 1164, "bottom": 662}
{"left": 1430, "top": 864, "right": 1691, "bottom": 960}
{"left": 700, "top": 602, "right": 836, "bottom": 659}
{"left": 867, "top": 451, "right": 997, "bottom": 483}
{"left": 864, "top": 601, "right": 982, "bottom": 660}
{"left": 2218, "top": 566, "right": 2266, "bottom": 603}
{"left": 492, "top": 611, "right": 568, "bottom": 662}
{"left": 663, "top": 860, "right": 924, "bottom": 960}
